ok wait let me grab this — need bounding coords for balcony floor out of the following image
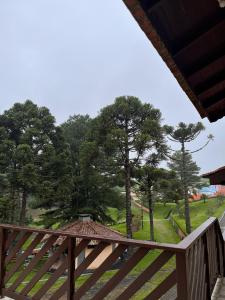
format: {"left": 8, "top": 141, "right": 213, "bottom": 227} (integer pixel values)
{"left": 1, "top": 279, "right": 225, "bottom": 300}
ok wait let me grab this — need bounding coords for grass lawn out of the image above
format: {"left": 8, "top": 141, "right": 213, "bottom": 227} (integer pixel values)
{"left": 172, "top": 197, "right": 225, "bottom": 233}
{"left": 151, "top": 203, "right": 177, "bottom": 219}
{"left": 110, "top": 203, "right": 180, "bottom": 244}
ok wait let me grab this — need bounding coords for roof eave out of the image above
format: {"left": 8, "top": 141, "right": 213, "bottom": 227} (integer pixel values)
{"left": 123, "top": 0, "right": 208, "bottom": 119}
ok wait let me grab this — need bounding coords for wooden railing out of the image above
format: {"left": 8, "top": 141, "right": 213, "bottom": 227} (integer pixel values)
{"left": 0, "top": 217, "right": 224, "bottom": 300}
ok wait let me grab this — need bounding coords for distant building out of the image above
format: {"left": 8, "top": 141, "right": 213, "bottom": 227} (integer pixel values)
{"left": 191, "top": 185, "right": 225, "bottom": 201}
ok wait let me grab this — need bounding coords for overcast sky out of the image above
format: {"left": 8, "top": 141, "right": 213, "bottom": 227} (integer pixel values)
{"left": 0, "top": 0, "right": 224, "bottom": 173}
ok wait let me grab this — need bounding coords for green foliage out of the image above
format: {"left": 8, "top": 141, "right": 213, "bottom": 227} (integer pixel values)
{"left": 96, "top": 96, "right": 165, "bottom": 238}
{"left": 97, "top": 96, "right": 165, "bottom": 164}
{"left": 56, "top": 114, "right": 124, "bottom": 225}
{"left": 0, "top": 196, "right": 12, "bottom": 223}
{"left": 165, "top": 121, "right": 212, "bottom": 234}
{"left": 135, "top": 165, "right": 169, "bottom": 240}
{"left": 168, "top": 151, "right": 201, "bottom": 191}
{"left": 164, "top": 122, "right": 205, "bottom": 143}
{"left": 0, "top": 100, "right": 72, "bottom": 224}
{"left": 172, "top": 198, "right": 225, "bottom": 233}
{"left": 157, "top": 170, "right": 183, "bottom": 205}
{"left": 112, "top": 208, "right": 179, "bottom": 244}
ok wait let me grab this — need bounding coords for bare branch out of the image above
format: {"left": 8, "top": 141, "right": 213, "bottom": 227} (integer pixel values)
{"left": 190, "top": 139, "right": 212, "bottom": 154}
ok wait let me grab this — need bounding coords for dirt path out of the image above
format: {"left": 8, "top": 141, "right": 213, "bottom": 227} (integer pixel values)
{"left": 131, "top": 192, "right": 149, "bottom": 213}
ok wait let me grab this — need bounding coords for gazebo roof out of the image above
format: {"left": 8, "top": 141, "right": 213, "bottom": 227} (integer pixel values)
{"left": 49, "top": 220, "right": 123, "bottom": 246}
{"left": 202, "top": 166, "right": 225, "bottom": 184}
{"left": 123, "top": 0, "right": 225, "bottom": 122}
{"left": 62, "top": 220, "right": 122, "bottom": 238}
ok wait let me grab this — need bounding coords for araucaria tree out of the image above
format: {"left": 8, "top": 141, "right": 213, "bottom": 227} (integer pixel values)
{"left": 97, "top": 96, "right": 164, "bottom": 238}
{"left": 168, "top": 151, "right": 201, "bottom": 194}
{"left": 59, "top": 115, "right": 123, "bottom": 224}
{"left": 0, "top": 100, "right": 72, "bottom": 225}
{"left": 136, "top": 163, "right": 166, "bottom": 241}
{"left": 165, "top": 122, "right": 213, "bottom": 234}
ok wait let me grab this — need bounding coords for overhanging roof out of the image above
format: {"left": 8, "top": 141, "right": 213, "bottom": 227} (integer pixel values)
{"left": 203, "top": 166, "right": 225, "bottom": 184}
{"left": 123, "top": 0, "right": 225, "bottom": 122}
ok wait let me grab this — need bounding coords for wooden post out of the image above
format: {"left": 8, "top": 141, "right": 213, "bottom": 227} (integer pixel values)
{"left": 0, "top": 227, "right": 6, "bottom": 298}
{"left": 203, "top": 233, "right": 211, "bottom": 298}
{"left": 215, "top": 221, "right": 225, "bottom": 277}
{"left": 176, "top": 251, "right": 189, "bottom": 300}
{"left": 67, "top": 237, "right": 75, "bottom": 300}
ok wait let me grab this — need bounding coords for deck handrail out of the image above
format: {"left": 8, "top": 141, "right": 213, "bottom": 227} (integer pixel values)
{"left": 0, "top": 217, "right": 220, "bottom": 251}
{"left": 0, "top": 218, "right": 224, "bottom": 299}
{"left": 178, "top": 217, "right": 219, "bottom": 249}
{"left": 0, "top": 223, "right": 184, "bottom": 252}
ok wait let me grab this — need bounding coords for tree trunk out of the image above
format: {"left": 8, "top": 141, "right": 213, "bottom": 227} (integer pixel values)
{"left": 175, "top": 198, "right": 179, "bottom": 213}
{"left": 125, "top": 162, "right": 132, "bottom": 239}
{"left": 141, "top": 198, "right": 144, "bottom": 230}
{"left": 19, "top": 189, "right": 27, "bottom": 225}
{"left": 181, "top": 143, "right": 191, "bottom": 234}
{"left": 10, "top": 161, "right": 17, "bottom": 223}
{"left": 10, "top": 188, "right": 16, "bottom": 223}
{"left": 148, "top": 189, "right": 154, "bottom": 241}
{"left": 124, "top": 117, "right": 132, "bottom": 240}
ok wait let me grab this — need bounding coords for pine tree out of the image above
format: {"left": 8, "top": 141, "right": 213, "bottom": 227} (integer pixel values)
{"left": 0, "top": 100, "right": 72, "bottom": 225}
{"left": 165, "top": 122, "right": 213, "bottom": 233}
{"left": 96, "top": 96, "right": 164, "bottom": 238}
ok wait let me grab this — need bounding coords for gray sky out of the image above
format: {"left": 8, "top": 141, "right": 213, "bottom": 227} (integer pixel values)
{"left": 0, "top": 0, "right": 224, "bottom": 173}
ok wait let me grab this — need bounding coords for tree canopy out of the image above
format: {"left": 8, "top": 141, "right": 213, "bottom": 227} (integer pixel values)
{"left": 96, "top": 96, "right": 165, "bottom": 238}
{"left": 0, "top": 100, "right": 72, "bottom": 225}
{"left": 165, "top": 122, "right": 212, "bottom": 233}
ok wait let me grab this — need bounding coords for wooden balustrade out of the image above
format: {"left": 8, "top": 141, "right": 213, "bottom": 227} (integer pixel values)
{"left": 0, "top": 217, "right": 224, "bottom": 299}
{"left": 176, "top": 218, "right": 225, "bottom": 300}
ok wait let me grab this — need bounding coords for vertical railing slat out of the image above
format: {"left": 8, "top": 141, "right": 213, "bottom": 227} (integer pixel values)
{"left": 0, "top": 217, "right": 223, "bottom": 300}
{"left": 67, "top": 237, "right": 75, "bottom": 300}
{"left": 176, "top": 251, "right": 189, "bottom": 300}
{"left": 0, "top": 227, "right": 6, "bottom": 298}
{"left": 203, "top": 233, "right": 211, "bottom": 298}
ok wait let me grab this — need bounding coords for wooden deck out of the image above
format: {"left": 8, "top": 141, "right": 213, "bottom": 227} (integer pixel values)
{"left": 3, "top": 280, "right": 225, "bottom": 299}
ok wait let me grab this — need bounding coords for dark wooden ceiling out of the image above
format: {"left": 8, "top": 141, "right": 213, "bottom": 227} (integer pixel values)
{"left": 123, "top": 0, "right": 225, "bottom": 122}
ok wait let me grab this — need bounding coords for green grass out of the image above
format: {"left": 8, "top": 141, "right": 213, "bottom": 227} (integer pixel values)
{"left": 133, "top": 218, "right": 179, "bottom": 244}
{"left": 107, "top": 207, "right": 126, "bottom": 223}
{"left": 111, "top": 210, "right": 180, "bottom": 244}
{"left": 14, "top": 197, "right": 225, "bottom": 299}
{"left": 172, "top": 197, "right": 225, "bottom": 233}
{"left": 152, "top": 203, "right": 176, "bottom": 219}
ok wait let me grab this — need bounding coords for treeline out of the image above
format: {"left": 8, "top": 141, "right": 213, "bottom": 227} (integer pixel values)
{"left": 0, "top": 97, "right": 212, "bottom": 237}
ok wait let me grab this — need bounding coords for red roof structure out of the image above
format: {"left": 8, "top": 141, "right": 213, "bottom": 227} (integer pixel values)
{"left": 123, "top": 0, "right": 225, "bottom": 122}
{"left": 45, "top": 219, "right": 123, "bottom": 246}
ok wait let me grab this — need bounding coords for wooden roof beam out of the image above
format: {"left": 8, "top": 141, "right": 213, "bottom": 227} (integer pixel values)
{"left": 140, "top": 0, "right": 162, "bottom": 12}
{"left": 187, "top": 54, "right": 225, "bottom": 84}
{"left": 173, "top": 19, "right": 225, "bottom": 59}
{"left": 208, "top": 105, "right": 225, "bottom": 122}
{"left": 201, "top": 89, "right": 225, "bottom": 109}
{"left": 172, "top": 11, "right": 225, "bottom": 55}
{"left": 184, "top": 42, "right": 225, "bottom": 76}
{"left": 194, "top": 70, "right": 225, "bottom": 95}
